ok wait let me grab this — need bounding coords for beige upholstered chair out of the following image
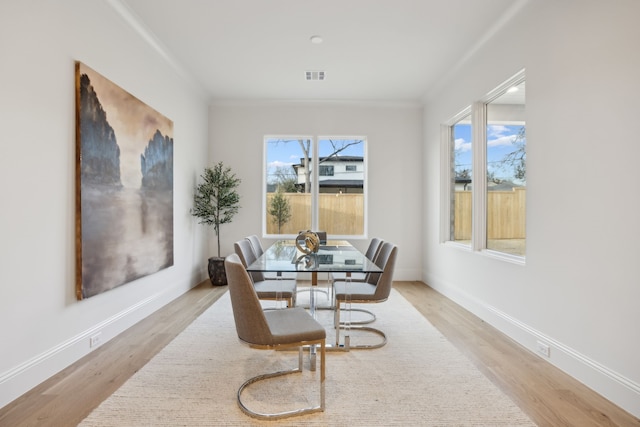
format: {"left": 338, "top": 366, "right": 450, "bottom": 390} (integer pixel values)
{"left": 245, "top": 234, "right": 266, "bottom": 258}
{"left": 245, "top": 235, "right": 297, "bottom": 280}
{"left": 333, "top": 242, "right": 398, "bottom": 349}
{"left": 234, "top": 239, "right": 297, "bottom": 308}
{"left": 225, "top": 254, "right": 326, "bottom": 420}
{"left": 330, "top": 237, "right": 383, "bottom": 283}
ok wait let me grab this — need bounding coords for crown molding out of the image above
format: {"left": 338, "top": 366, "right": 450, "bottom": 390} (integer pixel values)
{"left": 105, "top": 0, "right": 206, "bottom": 95}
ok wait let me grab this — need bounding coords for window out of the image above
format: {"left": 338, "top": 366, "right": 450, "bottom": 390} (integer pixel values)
{"left": 264, "top": 136, "right": 366, "bottom": 238}
{"left": 319, "top": 165, "right": 334, "bottom": 176}
{"left": 485, "top": 79, "right": 526, "bottom": 256}
{"left": 441, "top": 70, "right": 526, "bottom": 260}
{"left": 442, "top": 108, "right": 472, "bottom": 247}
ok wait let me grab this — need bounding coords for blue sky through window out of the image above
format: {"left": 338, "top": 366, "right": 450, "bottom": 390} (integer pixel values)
{"left": 454, "top": 124, "right": 525, "bottom": 185}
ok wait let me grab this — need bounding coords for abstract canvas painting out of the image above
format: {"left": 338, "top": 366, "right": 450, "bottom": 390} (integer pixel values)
{"left": 75, "top": 62, "right": 174, "bottom": 299}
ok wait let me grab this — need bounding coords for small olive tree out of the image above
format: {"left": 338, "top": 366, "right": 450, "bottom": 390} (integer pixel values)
{"left": 191, "top": 162, "right": 241, "bottom": 258}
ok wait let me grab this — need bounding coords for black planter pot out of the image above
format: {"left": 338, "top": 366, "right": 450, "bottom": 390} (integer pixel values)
{"left": 208, "top": 256, "right": 227, "bottom": 286}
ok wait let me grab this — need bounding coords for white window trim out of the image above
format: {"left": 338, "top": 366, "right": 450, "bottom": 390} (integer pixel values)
{"left": 440, "top": 106, "right": 471, "bottom": 245}
{"left": 440, "top": 69, "right": 526, "bottom": 265}
{"left": 478, "top": 69, "right": 526, "bottom": 263}
{"left": 318, "top": 135, "right": 368, "bottom": 240}
{"left": 472, "top": 100, "right": 487, "bottom": 253}
{"left": 262, "top": 135, "right": 368, "bottom": 240}
{"left": 439, "top": 123, "right": 453, "bottom": 245}
{"left": 261, "top": 135, "right": 314, "bottom": 238}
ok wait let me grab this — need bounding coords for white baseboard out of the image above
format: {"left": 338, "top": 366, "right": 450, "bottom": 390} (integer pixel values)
{"left": 423, "top": 272, "right": 640, "bottom": 419}
{"left": 0, "top": 280, "right": 197, "bottom": 409}
{"left": 393, "top": 268, "right": 421, "bottom": 282}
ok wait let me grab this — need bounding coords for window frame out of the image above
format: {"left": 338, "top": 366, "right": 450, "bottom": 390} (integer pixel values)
{"left": 441, "top": 69, "right": 526, "bottom": 264}
{"left": 440, "top": 106, "right": 473, "bottom": 250}
{"left": 319, "top": 165, "right": 334, "bottom": 176}
{"left": 262, "top": 135, "right": 368, "bottom": 240}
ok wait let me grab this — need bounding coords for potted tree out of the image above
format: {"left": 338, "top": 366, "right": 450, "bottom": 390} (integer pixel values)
{"left": 191, "top": 161, "right": 241, "bottom": 285}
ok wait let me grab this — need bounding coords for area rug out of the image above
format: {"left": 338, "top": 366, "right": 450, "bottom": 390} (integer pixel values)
{"left": 79, "top": 288, "right": 536, "bottom": 426}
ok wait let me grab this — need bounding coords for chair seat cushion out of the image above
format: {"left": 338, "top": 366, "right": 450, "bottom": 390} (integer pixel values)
{"left": 334, "top": 281, "right": 377, "bottom": 300}
{"left": 264, "top": 307, "right": 326, "bottom": 344}
{"left": 330, "top": 272, "right": 367, "bottom": 282}
{"left": 264, "top": 272, "right": 298, "bottom": 280}
{"left": 254, "top": 279, "right": 297, "bottom": 299}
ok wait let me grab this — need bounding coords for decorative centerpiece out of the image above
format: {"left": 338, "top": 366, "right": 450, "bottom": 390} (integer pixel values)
{"left": 295, "top": 230, "right": 320, "bottom": 254}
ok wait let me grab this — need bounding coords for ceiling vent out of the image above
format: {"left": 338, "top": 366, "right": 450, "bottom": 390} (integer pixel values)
{"left": 305, "top": 71, "right": 325, "bottom": 81}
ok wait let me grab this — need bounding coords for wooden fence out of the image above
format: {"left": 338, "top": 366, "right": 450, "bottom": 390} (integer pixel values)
{"left": 454, "top": 188, "right": 526, "bottom": 240}
{"left": 266, "top": 189, "right": 525, "bottom": 240}
{"left": 266, "top": 193, "right": 364, "bottom": 235}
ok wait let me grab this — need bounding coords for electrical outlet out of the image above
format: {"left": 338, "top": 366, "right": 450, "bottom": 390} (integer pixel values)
{"left": 90, "top": 332, "right": 102, "bottom": 348}
{"left": 536, "top": 340, "right": 550, "bottom": 357}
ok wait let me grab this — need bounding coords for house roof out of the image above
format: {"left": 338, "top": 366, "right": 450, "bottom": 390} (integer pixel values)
{"left": 292, "top": 179, "right": 363, "bottom": 190}
{"left": 318, "top": 179, "right": 363, "bottom": 188}
{"left": 294, "top": 156, "right": 363, "bottom": 167}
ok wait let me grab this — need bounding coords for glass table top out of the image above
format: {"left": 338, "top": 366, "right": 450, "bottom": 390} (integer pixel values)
{"left": 246, "top": 240, "right": 382, "bottom": 274}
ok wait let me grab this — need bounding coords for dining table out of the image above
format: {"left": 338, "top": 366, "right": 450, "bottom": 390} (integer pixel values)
{"left": 246, "top": 239, "right": 382, "bottom": 369}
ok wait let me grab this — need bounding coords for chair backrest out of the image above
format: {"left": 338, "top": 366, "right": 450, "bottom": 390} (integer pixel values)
{"left": 225, "top": 254, "right": 273, "bottom": 346}
{"left": 364, "top": 240, "right": 389, "bottom": 284}
{"left": 365, "top": 237, "right": 383, "bottom": 260}
{"left": 246, "top": 235, "right": 264, "bottom": 258}
{"left": 234, "top": 239, "right": 265, "bottom": 282}
{"left": 368, "top": 242, "right": 398, "bottom": 301}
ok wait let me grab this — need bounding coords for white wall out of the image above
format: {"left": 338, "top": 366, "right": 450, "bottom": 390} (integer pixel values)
{"left": 0, "top": 0, "right": 209, "bottom": 408}
{"left": 422, "top": 0, "right": 640, "bottom": 417}
{"left": 208, "top": 102, "right": 423, "bottom": 282}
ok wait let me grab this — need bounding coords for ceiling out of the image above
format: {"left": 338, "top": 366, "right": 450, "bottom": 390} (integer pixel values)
{"left": 117, "top": 0, "right": 524, "bottom": 103}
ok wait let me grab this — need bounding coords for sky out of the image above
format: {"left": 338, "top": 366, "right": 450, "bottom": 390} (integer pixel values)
{"left": 454, "top": 123, "right": 525, "bottom": 184}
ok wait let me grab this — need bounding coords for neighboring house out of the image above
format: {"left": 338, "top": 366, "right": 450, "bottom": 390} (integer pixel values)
{"left": 292, "top": 156, "right": 364, "bottom": 193}
{"left": 455, "top": 177, "right": 472, "bottom": 191}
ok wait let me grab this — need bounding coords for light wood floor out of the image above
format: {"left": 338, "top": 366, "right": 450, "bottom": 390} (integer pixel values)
{"left": 1, "top": 281, "right": 638, "bottom": 427}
